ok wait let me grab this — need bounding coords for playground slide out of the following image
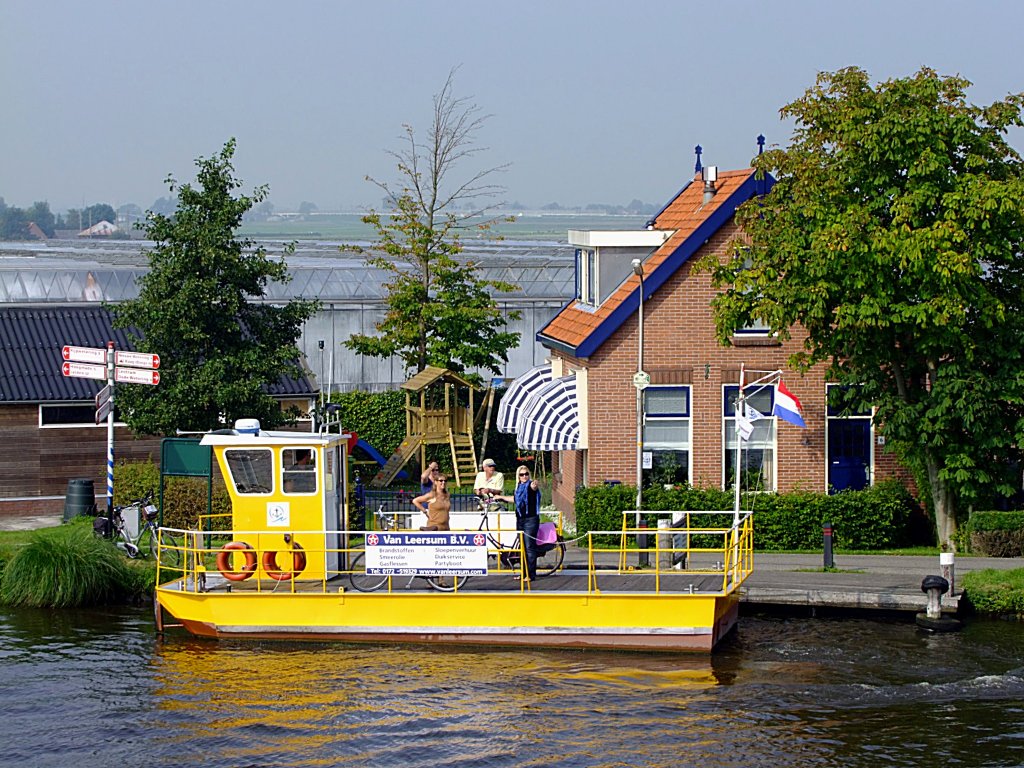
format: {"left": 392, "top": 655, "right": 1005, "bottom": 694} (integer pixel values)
{"left": 356, "top": 438, "right": 408, "bottom": 480}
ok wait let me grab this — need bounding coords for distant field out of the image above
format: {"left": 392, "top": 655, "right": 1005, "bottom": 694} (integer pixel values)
{"left": 238, "top": 213, "right": 649, "bottom": 242}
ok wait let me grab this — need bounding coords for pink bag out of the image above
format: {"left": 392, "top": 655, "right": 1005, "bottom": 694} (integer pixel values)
{"left": 536, "top": 521, "right": 558, "bottom": 553}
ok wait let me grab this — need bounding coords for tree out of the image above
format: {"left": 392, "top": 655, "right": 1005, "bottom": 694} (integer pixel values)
{"left": 113, "top": 139, "right": 319, "bottom": 434}
{"left": 25, "top": 202, "right": 55, "bottom": 237}
{"left": 345, "top": 68, "right": 520, "bottom": 379}
{"left": 706, "top": 67, "right": 1024, "bottom": 549}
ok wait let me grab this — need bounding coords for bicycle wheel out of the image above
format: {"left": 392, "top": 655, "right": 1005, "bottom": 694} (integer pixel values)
{"left": 155, "top": 530, "right": 182, "bottom": 568}
{"left": 348, "top": 552, "right": 389, "bottom": 593}
{"left": 426, "top": 574, "right": 469, "bottom": 592}
{"left": 535, "top": 538, "right": 566, "bottom": 577}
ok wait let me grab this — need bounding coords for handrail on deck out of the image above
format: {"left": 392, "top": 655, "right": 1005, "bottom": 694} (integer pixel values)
{"left": 154, "top": 512, "right": 753, "bottom": 598}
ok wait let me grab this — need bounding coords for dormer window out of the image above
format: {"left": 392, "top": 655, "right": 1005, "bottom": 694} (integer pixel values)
{"left": 569, "top": 229, "right": 674, "bottom": 309}
{"left": 576, "top": 248, "right": 598, "bottom": 305}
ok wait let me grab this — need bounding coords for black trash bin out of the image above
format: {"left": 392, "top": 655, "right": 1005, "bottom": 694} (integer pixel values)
{"left": 63, "top": 478, "right": 97, "bottom": 522}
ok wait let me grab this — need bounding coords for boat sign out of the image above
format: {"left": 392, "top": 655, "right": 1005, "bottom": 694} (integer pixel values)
{"left": 115, "top": 367, "right": 161, "bottom": 386}
{"left": 365, "top": 531, "right": 488, "bottom": 575}
{"left": 115, "top": 351, "right": 160, "bottom": 370}
{"left": 62, "top": 345, "right": 106, "bottom": 365}
{"left": 62, "top": 361, "right": 107, "bottom": 380}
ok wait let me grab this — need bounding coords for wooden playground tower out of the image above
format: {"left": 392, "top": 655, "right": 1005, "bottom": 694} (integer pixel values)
{"left": 370, "top": 366, "right": 480, "bottom": 488}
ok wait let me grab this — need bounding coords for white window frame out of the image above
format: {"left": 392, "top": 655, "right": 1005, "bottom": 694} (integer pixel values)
{"left": 722, "top": 385, "right": 777, "bottom": 492}
{"left": 576, "top": 247, "right": 598, "bottom": 306}
{"left": 642, "top": 385, "right": 692, "bottom": 486}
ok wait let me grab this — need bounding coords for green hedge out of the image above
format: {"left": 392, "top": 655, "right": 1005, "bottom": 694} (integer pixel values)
{"left": 966, "top": 510, "right": 1024, "bottom": 557}
{"left": 575, "top": 480, "right": 919, "bottom": 550}
{"left": 115, "top": 460, "right": 232, "bottom": 530}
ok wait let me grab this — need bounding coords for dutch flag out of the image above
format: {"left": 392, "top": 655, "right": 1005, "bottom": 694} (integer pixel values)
{"left": 774, "top": 380, "right": 806, "bottom": 428}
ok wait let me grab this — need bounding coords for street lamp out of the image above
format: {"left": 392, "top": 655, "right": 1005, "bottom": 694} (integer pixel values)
{"left": 631, "top": 258, "right": 646, "bottom": 523}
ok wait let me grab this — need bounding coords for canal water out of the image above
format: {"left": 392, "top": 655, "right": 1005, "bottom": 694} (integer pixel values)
{"left": 2, "top": 607, "right": 1022, "bottom": 767}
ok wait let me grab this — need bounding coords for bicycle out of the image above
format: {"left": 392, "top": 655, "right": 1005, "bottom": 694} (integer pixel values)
{"left": 348, "top": 497, "right": 468, "bottom": 593}
{"left": 102, "top": 494, "right": 182, "bottom": 567}
{"left": 476, "top": 497, "right": 565, "bottom": 578}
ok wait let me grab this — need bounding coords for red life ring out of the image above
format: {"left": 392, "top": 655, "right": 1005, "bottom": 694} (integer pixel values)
{"left": 262, "top": 543, "right": 307, "bottom": 581}
{"left": 216, "top": 541, "right": 257, "bottom": 581}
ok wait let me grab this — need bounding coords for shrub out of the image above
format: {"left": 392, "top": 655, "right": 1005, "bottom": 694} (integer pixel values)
{"left": 574, "top": 479, "right": 920, "bottom": 550}
{"left": 966, "top": 511, "right": 1024, "bottom": 557}
{"left": 962, "top": 567, "right": 1024, "bottom": 616}
{"left": 0, "top": 522, "right": 147, "bottom": 608}
{"left": 115, "top": 460, "right": 231, "bottom": 530}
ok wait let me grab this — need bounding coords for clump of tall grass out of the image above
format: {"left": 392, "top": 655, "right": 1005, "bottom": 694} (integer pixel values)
{"left": 0, "top": 524, "right": 148, "bottom": 608}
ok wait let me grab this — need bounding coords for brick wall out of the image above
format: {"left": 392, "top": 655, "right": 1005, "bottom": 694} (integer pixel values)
{"left": 550, "top": 220, "right": 908, "bottom": 502}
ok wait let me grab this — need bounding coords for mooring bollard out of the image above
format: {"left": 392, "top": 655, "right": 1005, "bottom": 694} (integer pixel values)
{"left": 940, "top": 552, "right": 956, "bottom": 596}
{"left": 657, "top": 519, "right": 672, "bottom": 570}
{"left": 638, "top": 519, "right": 649, "bottom": 567}
{"left": 823, "top": 522, "right": 835, "bottom": 569}
{"left": 915, "top": 574, "right": 962, "bottom": 632}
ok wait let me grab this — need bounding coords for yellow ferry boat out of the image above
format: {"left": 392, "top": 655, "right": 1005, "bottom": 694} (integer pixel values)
{"left": 154, "top": 421, "right": 753, "bottom": 652}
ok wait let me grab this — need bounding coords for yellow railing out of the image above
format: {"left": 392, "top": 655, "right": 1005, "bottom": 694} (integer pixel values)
{"left": 155, "top": 510, "right": 753, "bottom": 598}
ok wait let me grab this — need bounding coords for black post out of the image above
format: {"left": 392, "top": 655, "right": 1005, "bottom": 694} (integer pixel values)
{"left": 638, "top": 519, "right": 649, "bottom": 567}
{"left": 823, "top": 522, "right": 834, "bottom": 569}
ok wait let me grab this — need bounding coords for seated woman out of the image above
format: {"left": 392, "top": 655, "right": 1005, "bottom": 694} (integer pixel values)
{"left": 412, "top": 474, "right": 451, "bottom": 531}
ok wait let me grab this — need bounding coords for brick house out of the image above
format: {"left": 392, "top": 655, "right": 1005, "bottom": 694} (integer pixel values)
{"left": 499, "top": 164, "right": 908, "bottom": 514}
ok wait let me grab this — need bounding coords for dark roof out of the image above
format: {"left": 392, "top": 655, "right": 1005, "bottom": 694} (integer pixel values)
{"left": 0, "top": 306, "right": 315, "bottom": 402}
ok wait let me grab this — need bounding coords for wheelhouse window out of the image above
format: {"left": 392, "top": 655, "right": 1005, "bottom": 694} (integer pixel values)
{"left": 282, "top": 448, "right": 317, "bottom": 494}
{"left": 643, "top": 386, "right": 691, "bottom": 486}
{"left": 225, "top": 449, "right": 273, "bottom": 495}
{"left": 723, "top": 385, "right": 776, "bottom": 492}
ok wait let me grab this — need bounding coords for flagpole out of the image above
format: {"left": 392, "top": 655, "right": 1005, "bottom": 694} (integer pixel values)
{"left": 734, "top": 364, "right": 744, "bottom": 526}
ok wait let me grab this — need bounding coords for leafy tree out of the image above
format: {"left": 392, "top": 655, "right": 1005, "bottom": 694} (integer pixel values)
{"left": 298, "top": 201, "right": 318, "bottom": 215}
{"left": 25, "top": 202, "right": 55, "bottom": 237}
{"left": 345, "top": 68, "right": 520, "bottom": 379}
{"left": 0, "top": 204, "right": 28, "bottom": 239}
{"left": 113, "top": 139, "right": 319, "bottom": 434}
{"left": 706, "top": 67, "right": 1024, "bottom": 549}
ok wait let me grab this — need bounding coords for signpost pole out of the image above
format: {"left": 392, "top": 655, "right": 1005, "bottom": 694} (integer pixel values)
{"left": 106, "top": 341, "right": 115, "bottom": 533}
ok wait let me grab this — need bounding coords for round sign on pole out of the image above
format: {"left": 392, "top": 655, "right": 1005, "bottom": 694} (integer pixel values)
{"left": 632, "top": 371, "right": 651, "bottom": 390}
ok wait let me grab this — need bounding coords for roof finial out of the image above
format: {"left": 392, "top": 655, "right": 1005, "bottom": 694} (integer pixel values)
{"left": 757, "top": 134, "right": 765, "bottom": 155}
{"left": 694, "top": 145, "right": 703, "bottom": 174}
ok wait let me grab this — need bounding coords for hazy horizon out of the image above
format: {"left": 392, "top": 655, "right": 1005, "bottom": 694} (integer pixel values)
{"left": 3, "top": 1, "right": 1023, "bottom": 214}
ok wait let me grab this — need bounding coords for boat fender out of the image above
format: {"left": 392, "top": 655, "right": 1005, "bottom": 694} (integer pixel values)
{"left": 262, "top": 542, "right": 307, "bottom": 581}
{"left": 216, "top": 541, "right": 257, "bottom": 581}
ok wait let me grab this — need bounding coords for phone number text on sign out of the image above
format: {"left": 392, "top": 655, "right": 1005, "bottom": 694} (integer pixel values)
{"left": 365, "top": 531, "right": 488, "bottom": 575}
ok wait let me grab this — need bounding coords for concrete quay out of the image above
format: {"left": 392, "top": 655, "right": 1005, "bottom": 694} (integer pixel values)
{"left": 742, "top": 552, "right": 1021, "bottom": 613}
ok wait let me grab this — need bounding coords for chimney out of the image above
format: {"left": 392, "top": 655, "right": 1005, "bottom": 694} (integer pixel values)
{"left": 702, "top": 165, "right": 718, "bottom": 204}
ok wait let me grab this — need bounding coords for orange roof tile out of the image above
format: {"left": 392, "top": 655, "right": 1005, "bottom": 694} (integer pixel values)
{"left": 539, "top": 168, "right": 759, "bottom": 356}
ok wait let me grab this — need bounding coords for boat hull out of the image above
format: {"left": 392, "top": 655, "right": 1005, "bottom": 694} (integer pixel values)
{"left": 158, "top": 588, "right": 739, "bottom": 653}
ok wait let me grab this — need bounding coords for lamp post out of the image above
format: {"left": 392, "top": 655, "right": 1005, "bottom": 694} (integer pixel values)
{"left": 631, "top": 259, "right": 646, "bottom": 525}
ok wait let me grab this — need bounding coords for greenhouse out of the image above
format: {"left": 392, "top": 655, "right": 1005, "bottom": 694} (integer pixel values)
{"left": 0, "top": 238, "right": 576, "bottom": 391}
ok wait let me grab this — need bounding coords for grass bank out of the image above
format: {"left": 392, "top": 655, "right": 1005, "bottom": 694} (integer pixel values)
{"left": 961, "top": 568, "right": 1024, "bottom": 617}
{"left": 0, "top": 519, "right": 155, "bottom": 608}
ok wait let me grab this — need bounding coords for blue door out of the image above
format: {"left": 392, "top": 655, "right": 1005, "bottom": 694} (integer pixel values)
{"left": 828, "top": 419, "right": 871, "bottom": 493}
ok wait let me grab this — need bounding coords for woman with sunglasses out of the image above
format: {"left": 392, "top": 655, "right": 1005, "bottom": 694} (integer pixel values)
{"left": 499, "top": 466, "right": 541, "bottom": 581}
{"left": 413, "top": 474, "right": 451, "bottom": 532}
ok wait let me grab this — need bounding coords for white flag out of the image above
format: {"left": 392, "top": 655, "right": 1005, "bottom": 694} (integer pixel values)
{"left": 745, "top": 403, "right": 764, "bottom": 421}
{"left": 735, "top": 410, "right": 754, "bottom": 441}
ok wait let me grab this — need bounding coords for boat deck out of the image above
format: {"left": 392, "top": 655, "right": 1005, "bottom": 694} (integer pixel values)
{"left": 168, "top": 556, "right": 738, "bottom": 597}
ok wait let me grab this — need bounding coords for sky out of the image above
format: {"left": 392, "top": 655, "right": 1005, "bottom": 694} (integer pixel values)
{"left": 3, "top": 0, "right": 1024, "bottom": 213}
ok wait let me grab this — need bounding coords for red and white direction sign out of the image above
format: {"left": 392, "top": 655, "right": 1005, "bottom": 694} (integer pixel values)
{"left": 95, "top": 398, "right": 113, "bottom": 424}
{"left": 62, "top": 345, "right": 106, "bottom": 365}
{"left": 115, "top": 367, "right": 160, "bottom": 386}
{"left": 115, "top": 351, "right": 160, "bottom": 370}
{"left": 62, "top": 361, "right": 106, "bottom": 380}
